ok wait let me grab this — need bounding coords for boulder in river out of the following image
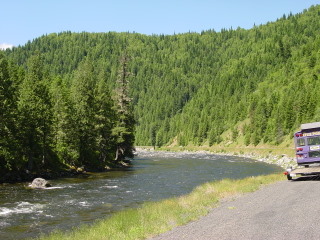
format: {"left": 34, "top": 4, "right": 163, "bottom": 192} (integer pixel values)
{"left": 29, "top": 178, "right": 51, "bottom": 189}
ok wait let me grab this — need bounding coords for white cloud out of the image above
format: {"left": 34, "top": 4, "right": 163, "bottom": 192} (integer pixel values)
{"left": 0, "top": 43, "right": 14, "bottom": 50}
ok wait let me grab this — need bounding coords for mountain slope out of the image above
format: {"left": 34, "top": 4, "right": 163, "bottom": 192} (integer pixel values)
{"left": 5, "top": 5, "right": 320, "bottom": 147}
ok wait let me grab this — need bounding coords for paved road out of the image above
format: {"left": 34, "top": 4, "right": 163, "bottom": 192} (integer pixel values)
{"left": 152, "top": 177, "right": 320, "bottom": 240}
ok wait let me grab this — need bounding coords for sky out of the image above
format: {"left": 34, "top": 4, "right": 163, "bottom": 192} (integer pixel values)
{"left": 1, "top": 0, "right": 320, "bottom": 49}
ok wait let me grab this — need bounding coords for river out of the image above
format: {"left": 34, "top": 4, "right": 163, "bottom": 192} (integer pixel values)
{"left": 0, "top": 151, "right": 282, "bottom": 239}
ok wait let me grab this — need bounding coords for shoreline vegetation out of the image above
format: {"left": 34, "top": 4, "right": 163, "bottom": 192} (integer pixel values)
{"left": 1, "top": 143, "right": 294, "bottom": 183}
{"left": 0, "top": 159, "right": 132, "bottom": 184}
{"left": 36, "top": 173, "right": 284, "bottom": 240}
{"left": 2, "top": 144, "right": 294, "bottom": 184}
{"left": 0, "top": 53, "right": 135, "bottom": 185}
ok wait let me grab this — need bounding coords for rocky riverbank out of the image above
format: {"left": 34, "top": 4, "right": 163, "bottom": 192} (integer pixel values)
{"left": 218, "top": 152, "right": 296, "bottom": 169}
{"left": 0, "top": 160, "right": 132, "bottom": 184}
{"left": 135, "top": 147, "right": 296, "bottom": 169}
{"left": 0, "top": 168, "right": 83, "bottom": 184}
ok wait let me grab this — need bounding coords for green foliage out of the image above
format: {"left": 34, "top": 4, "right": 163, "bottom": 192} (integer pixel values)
{"left": 69, "top": 59, "right": 98, "bottom": 166}
{"left": 112, "top": 54, "right": 135, "bottom": 160}
{"left": 0, "top": 53, "right": 20, "bottom": 171}
{"left": 17, "top": 52, "right": 54, "bottom": 170}
{"left": 2, "top": 5, "right": 320, "bottom": 175}
{"left": 0, "top": 52, "right": 135, "bottom": 177}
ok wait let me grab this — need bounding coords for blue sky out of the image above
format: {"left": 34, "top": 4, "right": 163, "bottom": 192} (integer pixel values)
{"left": 1, "top": 0, "right": 319, "bottom": 49}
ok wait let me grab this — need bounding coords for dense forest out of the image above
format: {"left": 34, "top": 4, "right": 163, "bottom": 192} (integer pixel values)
{"left": 1, "top": 5, "right": 320, "bottom": 178}
{"left": 0, "top": 51, "right": 135, "bottom": 180}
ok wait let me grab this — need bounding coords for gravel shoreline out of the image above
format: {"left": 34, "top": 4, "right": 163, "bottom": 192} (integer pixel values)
{"left": 135, "top": 147, "right": 297, "bottom": 170}
{"left": 217, "top": 151, "right": 296, "bottom": 169}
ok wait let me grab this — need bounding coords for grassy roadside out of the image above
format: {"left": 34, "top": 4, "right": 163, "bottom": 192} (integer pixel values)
{"left": 155, "top": 132, "right": 295, "bottom": 159}
{"left": 35, "top": 173, "right": 284, "bottom": 240}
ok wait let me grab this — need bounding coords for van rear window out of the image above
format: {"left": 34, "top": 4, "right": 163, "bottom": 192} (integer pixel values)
{"left": 297, "top": 138, "right": 305, "bottom": 146}
{"left": 307, "top": 136, "right": 320, "bottom": 146}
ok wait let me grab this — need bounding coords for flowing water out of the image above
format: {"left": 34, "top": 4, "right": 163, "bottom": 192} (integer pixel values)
{"left": 0, "top": 151, "right": 282, "bottom": 239}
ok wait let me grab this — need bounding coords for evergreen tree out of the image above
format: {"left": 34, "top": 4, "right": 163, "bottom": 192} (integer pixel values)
{"left": 0, "top": 53, "right": 19, "bottom": 171}
{"left": 17, "top": 52, "right": 53, "bottom": 171}
{"left": 70, "top": 58, "right": 97, "bottom": 167}
{"left": 94, "top": 68, "right": 117, "bottom": 164}
{"left": 50, "top": 76, "right": 76, "bottom": 165}
{"left": 112, "top": 53, "right": 135, "bottom": 161}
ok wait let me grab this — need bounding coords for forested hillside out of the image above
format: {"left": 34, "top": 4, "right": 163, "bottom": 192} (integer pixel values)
{"left": 0, "top": 51, "right": 135, "bottom": 180}
{"left": 1, "top": 5, "right": 320, "bottom": 175}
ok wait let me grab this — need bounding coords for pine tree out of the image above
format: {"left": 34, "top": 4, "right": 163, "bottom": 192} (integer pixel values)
{"left": 70, "top": 58, "right": 96, "bottom": 167}
{"left": 0, "top": 53, "right": 19, "bottom": 171}
{"left": 17, "top": 52, "right": 53, "bottom": 171}
{"left": 94, "top": 68, "right": 117, "bottom": 164}
{"left": 50, "top": 76, "right": 76, "bottom": 165}
{"left": 112, "top": 53, "right": 135, "bottom": 161}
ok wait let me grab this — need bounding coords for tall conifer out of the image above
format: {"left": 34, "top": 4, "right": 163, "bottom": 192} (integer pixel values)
{"left": 0, "top": 53, "right": 19, "bottom": 171}
{"left": 112, "top": 53, "right": 135, "bottom": 161}
{"left": 18, "top": 52, "right": 53, "bottom": 170}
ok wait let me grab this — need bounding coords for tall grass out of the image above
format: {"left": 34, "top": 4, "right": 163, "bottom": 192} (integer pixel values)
{"left": 36, "top": 173, "right": 283, "bottom": 240}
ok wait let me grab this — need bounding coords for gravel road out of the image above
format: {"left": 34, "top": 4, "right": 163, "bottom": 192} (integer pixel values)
{"left": 152, "top": 177, "right": 320, "bottom": 240}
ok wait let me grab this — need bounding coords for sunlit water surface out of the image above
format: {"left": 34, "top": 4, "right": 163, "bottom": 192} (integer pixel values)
{"left": 0, "top": 151, "right": 282, "bottom": 239}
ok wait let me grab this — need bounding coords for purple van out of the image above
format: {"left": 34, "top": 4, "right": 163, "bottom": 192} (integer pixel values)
{"left": 294, "top": 122, "right": 320, "bottom": 166}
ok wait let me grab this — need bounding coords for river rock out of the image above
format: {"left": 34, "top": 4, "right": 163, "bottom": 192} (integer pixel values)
{"left": 29, "top": 178, "right": 51, "bottom": 189}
